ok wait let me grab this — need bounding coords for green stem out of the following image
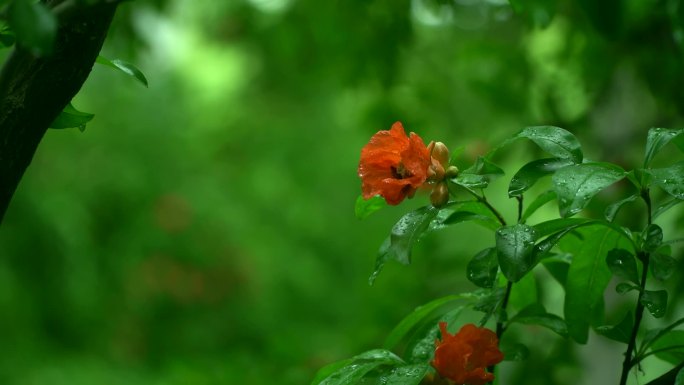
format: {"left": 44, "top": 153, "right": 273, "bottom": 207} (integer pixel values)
{"left": 632, "top": 344, "right": 684, "bottom": 367}
{"left": 464, "top": 187, "right": 507, "bottom": 227}
{"left": 618, "top": 189, "right": 653, "bottom": 385}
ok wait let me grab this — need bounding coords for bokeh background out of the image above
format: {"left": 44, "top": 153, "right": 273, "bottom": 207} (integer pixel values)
{"left": 1, "top": 0, "right": 684, "bottom": 384}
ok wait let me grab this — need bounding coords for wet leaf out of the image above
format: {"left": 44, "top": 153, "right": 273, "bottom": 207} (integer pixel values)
{"left": 647, "top": 162, "right": 684, "bottom": 199}
{"left": 516, "top": 126, "right": 583, "bottom": 164}
{"left": 606, "top": 249, "right": 639, "bottom": 284}
{"left": 644, "top": 128, "right": 684, "bottom": 168}
{"left": 508, "top": 158, "right": 573, "bottom": 197}
{"left": 96, "top": 55, "right": 149, "bottom": 87}
{"left": 552, "top": 162, "right": 626, "bottom": 217}
{"left": 596, "top": 311, "right": 633, "bottom": 344}
{"left": 496, "top": 224, "right": 539, "bottom": 282}
{"left": 50, "top": 103, "right": 94, "bottom": 131}
{"left": 467, "top": 247, "right": 498, "bottom": 288}
{"left": 641, "top": 290, "right": 668, "bottom": 318}
{"left": 605, "top": 194, "right": 638, "bottom": 222}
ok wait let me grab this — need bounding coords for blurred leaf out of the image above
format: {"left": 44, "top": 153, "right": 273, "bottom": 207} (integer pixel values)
{"left": 605, "top": 194, "right": 638, "bottom": 222}
{"left": 508, "top": 0, "right": 557, "bottom": 28}
{"left": 467, "top": 247, "right": 498, "bottom": 288}
{"left": 642, "top": 224, "right": 663, "bottom": 253}
{"left": 8, "top": 0, "right": 57, "bottom": 56}
{"left": 355, "top": 195, "right": 386, "bottom": 220}
{"left": 509, "top": 303, "right": 568, "bottom": 338}
{"left": 641, "top": 290, "right": 668, "bottom": 318}
{"left": 500, "top": 342, "right": 529, "bottom": 361}
{"left": 678, "top": 368, "right": 684, "bottom": 385}
{"left": 49, "top": 102, "right": 94, "bottom": 131}
{"left": 595, "top": 311, "right": 633, "bottom": 344}
{"left": 651, "top": 330, "right": 684, "bottom": 365}
{"left": 432, "top": 201, "right": 500, "bottom": 231}
{"left": 653, "top": 198, "right": 683, "bottom": 220}
{"left": 464, "top": 157, "right": 505, "bottom": 179}
{"left": 616, "top": 282, "right": 640, "bottom": 294}
{"left": 508, "top": 158, "right": 573, "bottom": 197}
{"left": 384, "top": 295, "right": 463, "bottom": 350}
{"left": 0, "top": 26, "right": 15, "bottom": 48}
{"left": 576, "top": 0, "right": 623, "bottom": 38}
{"left": 442, "top": 211, "right": 498, "bottom": 230}
{"left": 96, "top": 55, "right": 149, "bottom": 87}
{"left": 369, "top": 206, "right": 440, "bottom": 284}
{"left": 564, "top": 225, "right": 626, "bottom": 343}
{"left": 644, "top": 128, "right": 684, "bottom": 168}
{"left": 521, "top": 190, "right": 556, "bottom": 222}
{"left": 315, "top": 350, "right": 404, "bottom": 385}
{"left": 376, "top": 364, "right": 430, "bottom": 385}
{"left": 473, "top": 287, "right": 506, "bottom": 325}
{"left": 647, "top": 162, "right": 684, "bottom": 199}
{"left": 408, "top": 308, "right": 464, "bottom": 364}
{"left": 516, "top": 126, "right": 583, "bottom": 164}
{"left": 606, "top": 248, "right": 639, "bottom": 284}
{"left": 639, "top": 318, "right": 684, "bottom": 357}
{"left": 552, "top": 162, "right": 626, "bottom": 217}
{"left": 495, "top": 224, "right": 538, "bottom": 282}
{"left": 651, "top": 249, "right": 676, "bottom": 281}
{"left": 541, "top": 254, "right": 571, "bottom": 286}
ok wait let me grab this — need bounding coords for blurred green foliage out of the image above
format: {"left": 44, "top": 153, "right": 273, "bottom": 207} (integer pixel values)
{"left": 1, "top": 0, "right": 684, "bottom": 384}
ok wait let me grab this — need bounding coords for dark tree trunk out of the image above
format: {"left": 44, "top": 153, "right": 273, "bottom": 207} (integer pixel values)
{"left": 0, "top": 0, "right": 119, "bottom": 223}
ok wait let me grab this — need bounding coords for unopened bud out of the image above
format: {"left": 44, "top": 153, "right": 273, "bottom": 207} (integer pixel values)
{"left": 445, "top": 165, "right": 459, "bottom": 178}
{"left": 431, "top": 142, "right": 450, "bottom": 166}
{"left": 430, "top": 182, "right": 449, "bottom": 208}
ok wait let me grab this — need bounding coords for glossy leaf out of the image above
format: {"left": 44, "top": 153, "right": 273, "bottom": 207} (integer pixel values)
{"left": 532, "top": 217, "right": 589, "bottom": 238}
{"left": 552, "top": 162, "right": 626, "bottom": 217}
{"left": 605, "top": 194, "right": 638, "bottom": 222}
{"left": 369, "top": 206, "right": 440, "bottom": 284}
{"left": 436, "top": 201, "right": 501, "bottom": 231}
{"left": 451, "top": 173, "right": 489, "bottom": 189}
{"left": 606, "top": 249, "right": 639, "bottom": 284}
{"left": 508, "top": 158, "right": 573, "bottom": 197}
{"left": 384, "top": 295, "right": 463, "bottom": 350}
{"left": 644, "top": 128, "right": 684, "bottom": 167}
{"left": 641, "top": 290, "right": 668, "bottom": 318}
{"left": 96, "top": 55, "right": 149, "bottom": 87}
{"left": 564, "top": 225, "right": 627, "bottom": 343}
{"left": 595, "top": 311, "right": 633, "bottom": 344}
{"left": 509, "top": 303, "right": 568, "bottom": 338}
{"left": 642, "top": 224, "right": 663, "bottom": 252}
{"left": 354, "top": 195, "right": 386, "bottom": 220}
{"left": 314, "top": 350, "right": 404, "bottom": 385}
{"left": 49, "top": 103, "right": 95, "bottom": 131}
{"left": 521, "top": 190, "right": 556, "bottom": 222}
{"left": 648, "top": 162, "right": 684, "bottom": 199}
{"left": 496, "top": 224, "right": 539, "bottom": 282}
{"left": 467, "top": 248, "right": 498, "bottom": 288}
{"left": 517, "top": 126, "right": 583, "bottom": 164}
{"left": 8, "top": 0, "right": 57, "bottom": 56}
{"left": 616, "top": 282, "right": 640, "bottom": 294}
{"left": 376, "top": 364, "right": 430, "bottom": 385}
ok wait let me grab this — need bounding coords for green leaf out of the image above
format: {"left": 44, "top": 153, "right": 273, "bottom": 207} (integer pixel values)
{"left": 369, "top": 206, "right": 440, "bottom": 284}
{"left": 473, "top": 287, "right": 506, "bottom": 325}
{"left": 641, "top": 290, "right": 668, "bottom": 318}
{"left": 605, "top": 194, "right": 638, "bottom": 222}
{"left": 516, "top": 126, "right": 583, "bottom": 164}
{"left": 532, "top": 217, "right": 589, "bottom": 238}
{"left": 436, "top": 201, "right": 500, "bottom": 231}
{"left": 509, "top": 303, "right": 568, "bottom": 338}
{"left": 467, "top": 248, "right": 498, "bottom": 288}
{"left": 552, "top": 162, "right": 626, "bottom": 217}
{"left": 314, "top": 350, "right": 404, "bottom": 385}
{"left": 677, "top": 367, "right": 684, "bottom": 385}
{"left": 464, "top": 156, "right": 505, "bottom": 178}
{"left": 376, "top": 364, "right": 430, "bottom": 385}
{"left": 8, "top": 0, "right": 56, "bottom": 56}
{"left": 616, "top": 282, "right": 640, "bottom": 294}
{"left": 96, "top": 55, "right": 149, "bottom": 87}
{"left": 451, "top": 173, "right": 489, "bottom": 189}
{"left": 311, "top": 359, "right": 355, "bottom": 385}
{"left": 49, "top": 103, "right": 95, "bottom": 131}
{"left": 651, "top": 249, "right": 676, "bottom": 281}
{"left": 521, "top": 190, "right": 556, "bottom": 222}
{"left": 644, "top": 128, "right": 684, "bottom": 168}
{"left": 651, "top": 330, "right": 684, "bottom": 365}
{"left": 384, "top": 295, "right": 463, "bottom": 350}
{"left": 408, "top": 308, "right": 464, "bottom": 364}
{"left": 508, "top": 158, "right": 573, "bottom": 197}
{"left": 642, "top": 224, "right": 664, "bottom": 252}
{"left": 639, "top": 318, "right": 684, "bottom": 358}
{"left": 653, "top": 198, "right": 683, "bottom": 220}
{"left": 354, "top": 195, "right": 386, "bottom": 220}
{"left": 495, "top": 224, "right": 539, "bottom": 282}
{"left": 595, "top": 311, "right": 633, "bottom": 344}
{"left": 606, "top": 249, "right": 639, "bottom": 284}
{"left": 648, "top": 162, "right": 684, "bottom": 199}
{"left": 500, "top": 342, "right": 529, "bottom": 361}
{"left": 508, "top": 0, "right": 557, "bottom": 27}
{"left": 541, "top": 254, "right": 571, "bottom": 286}
{"left": 0, "top": 28, "right": 15, "bottom": 48}
{"left": 563, "top": 225, "right": 627, "bottom": 343}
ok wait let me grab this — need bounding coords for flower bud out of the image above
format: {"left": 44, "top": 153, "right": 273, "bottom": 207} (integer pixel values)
{"left": 445, "top": 165, "right": 459, "bottom": 178}
{"left": 430, "top": 182, "right": 449, "bottom": 208}
{"left": 431, "top": 142, "right": 450, "bottom": 167}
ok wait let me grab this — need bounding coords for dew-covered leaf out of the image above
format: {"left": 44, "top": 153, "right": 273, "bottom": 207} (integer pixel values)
{"left": 517, "top": 126, "right": 583, "bottom": 164}
{"left": 644, "top": 128, "right": 684, "bottom": 168}
{"left": 641, "top": 290, "right": 668, "bottom": 318}
{"left": 376, "top": 364, "right": 430, "bottom": 385}
{"left": 314, "top": 350, "right": 404, "bottom": 385}
{"left": 96, "top": 55, "right": 149, "bottom": 87}
{"left": 496, "top": 224, "right": 539, "bottom": 282}
{"left": 606, "top": 249, "right": 639, "bottom": 284}
{"left": 552, "top": 162, "right": 626, "bottom": 217}
{"left": 508, "top": 158, "right": 573, "bottom": 197}
{"left": 595, "top": 311, "right": 633, "bottom": 344}
{"left": 647, "top": 162, "right": 684, "bottom": 200}
{"left": 467, "top": 247, "right": 499, "bottom": 288}
{"left": 605, "top": 194, "right": 639, "bottom": 222}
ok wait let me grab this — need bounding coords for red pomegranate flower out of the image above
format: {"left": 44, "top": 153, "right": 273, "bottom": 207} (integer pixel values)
{"left": 431, "top": 322, "right": 504, "bottom": 385}
{"left": 358, "top": 122, "right": 431, "bottom": 205}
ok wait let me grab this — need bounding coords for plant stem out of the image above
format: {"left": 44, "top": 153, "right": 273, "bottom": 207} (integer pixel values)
{"left": 618, "top": 189, "right": 653, "bottom": 385}
{"left": 464, "top": 187, "right": 507, "bottom": 226}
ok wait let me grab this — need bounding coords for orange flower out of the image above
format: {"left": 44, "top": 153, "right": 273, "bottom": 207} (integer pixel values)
{"left": 358, "top": 122, "right": 431, "bottom": 205}
{"left": 431, "top": 322, "right": 504, "bottom": 385}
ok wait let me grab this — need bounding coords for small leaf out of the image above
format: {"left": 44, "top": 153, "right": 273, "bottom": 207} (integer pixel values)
{"left": 436, "top": 201, "right": 500, "bottom": 231}
{"left": 606, "top": 249, "right": 639, "bottom": 284}
{"left": 552, "top": 162, "right": 626, "bottom": 217}
{"left": 451, "top": 173, "right": 489, "bottom": 189}
{"left": 355, "top": 195, "right": 386, "bottom": 220}
{"left": 605, "top": 194, "right": 638, "bottom": 222}
{"left": 467, "top": 248, "right": 499, "bottom": 288}
{"left": 369, "top": 206, "right": 441, "bottom": 284}
{"left": 647, "top": 162, "right": 684, "bottom": 199}
{"left": 496, "top": 224, "right": 539, "bottom": 282}
{"left": 376, "top": 364, "right": 430, "bottom": 385}
{"left": 464, "top": 156, "right": 505, "bottom": 178}
{"left": 314, "top": 350, "right": 404, "bottom": 385}
{"left": 8, "top": 0, "right": 57, "bottom": 56}
{"left": 521, "top": 190, "right": 556, "bottom": 222}
{"left": 642, "top": 224, "right": 664, "bottom": 252}
{"left": 384, "top": 295, "right": 463, "bottom": 350}
{"left": 509, "top": 303, "right": 569, "bottom": 338}
{"left": 651, "top": 250, "right": 676, "bottom": 281}
{"left": 616, "top": 282, "right": 640, "bottom": 294}
{"left": 500, "top": 342, "right": 529, "bottom": 361}
{"left": 595, "top": 311, "right": 634, "bottom": 344}
{"left": 96, "top": 55, "right": 149, "bottom": 87}
{"left": 473, "top": 287, "right": 506, "bottom": 325}
{"left": 49, "top": 103, "right": 95, "bottom": 131}
{"left": 641, "top": 290, "right": 668, "bottom": 318}
{"left": 508, "top": 158, "right": 573, "bottom": 197}
{"left": 516, "top": 126, "right": 583, "bottom": 164}
{"left": 644, "top": 128, "right": 684, "bottom": 168}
